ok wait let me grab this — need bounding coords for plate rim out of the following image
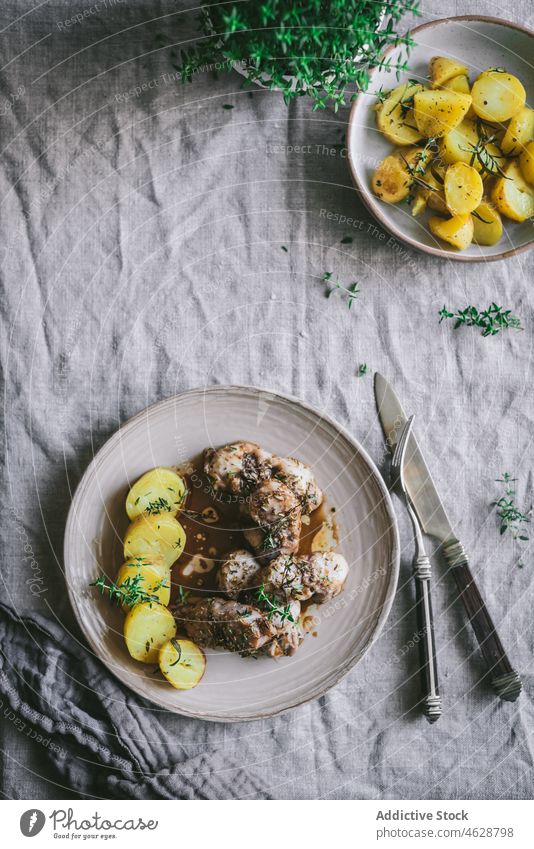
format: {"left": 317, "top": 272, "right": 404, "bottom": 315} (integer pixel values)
{"left": 347, "top": 15, "right": 534, "bottom": 263}
{"left": 64, "top": 384, "right": 400, "bottom": 722}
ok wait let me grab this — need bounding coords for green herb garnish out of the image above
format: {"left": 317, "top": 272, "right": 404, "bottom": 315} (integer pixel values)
{"left": 494, "top": 473, "right": 530, "bottom": 540}
{"left": 439, "top": 304, "right": 523, "bottom": 337}
{"left": 460, "top": 122, "right": 508, "bottom": 178}
{"left": 255, "top": 583, "right": 295, "bottom": 623}
{"left": 145, "top": 496, "right": 172, "bottom": 515}
{"left": 90, "top": 573, "right": 166, "bottom": 608}
{"left": 323, "top": 272, "right": 360, "bottom": 308}
{"left": 176, "top": 585, "right": 190, "bottom": 604}
{"left": 357, "top": 363, "right": 368, "bottom": 377}
{"left": 174, "top": 1, "right": 420, "bottom": 112}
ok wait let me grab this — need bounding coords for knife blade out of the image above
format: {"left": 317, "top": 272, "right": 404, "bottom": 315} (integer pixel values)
{"left": 374, "top": 372, "right": 522, "bottom": 703}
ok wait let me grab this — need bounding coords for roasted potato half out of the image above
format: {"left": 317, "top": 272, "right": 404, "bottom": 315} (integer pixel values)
{"left": 376, "top": 81, "right": 425, "bottom": 146}
{"left": 429, "top": 56, "right": 469, "bottom": 89}
{"left": 491, "top": 159, "right": 534, "bottom": 222}
{"left": 371, "top": 154, "right": 413, "bottom": 203}
{"left": 471, "top": 201, "right": 503, "bottom": 246}
{"left": 442, "top": 74, "right": 470, "bottom": 96}
{"left": 429, "top": 214, "right": 474, "bottom": 250}
{"left": 519, "top": 140, "right": 534, "bottom": 185}
{"left": 159, "top": 638, "right": 206, "bottom": 690}
{"left": 501, "top": 107, "right": 534, "bottom": 156}
{"left": 124, "top": 602, "right": 177, "bottom": 664}
{"left": 444, "top": 162, "right": 483, "bottom": 215}
{"left": 126, "top": 467, "right": 186, "bottom": 521}
{"left": 116, "top": 557, "right": 171, "bottom": 609}
{"left": 439, "top": 119, "right": 478, "bottom": 166}
{"left": 371, "top": 146, "right": 431, "bottom": 204}
{"left": 413, "top": 91, "right": 472, "bottom": 138}
{"left": 471, "top": 70, "right": 526, "bottom": 123}
{"left": 124, "top": 513, "right": 186, "bottom": 568}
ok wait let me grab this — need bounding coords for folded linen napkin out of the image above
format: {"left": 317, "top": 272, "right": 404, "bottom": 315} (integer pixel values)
{"left": 0, "top": 602, "right": 273, "bottom": 799}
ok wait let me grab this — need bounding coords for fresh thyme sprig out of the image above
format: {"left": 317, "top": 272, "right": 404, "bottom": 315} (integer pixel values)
{"left": 90, "top": 572, "right": 167, "bottom": 608}
{"left": 386, "top": 79, "right": 420, "bottom": 118}
{"left": 145, "top": 496, "right": 172, "bottom": 515}
{"left": 174, "top": 1, "right": 420, "bottom": 112}
{"left": 494, "top": 473, "right": 530, "bottom": 541}
{"left": 255, "top": 583, "right": 295, "bottom": 623}
{"left": 323, "top": 272, "right": 360, "bottom": 308}
{"left": 439, "top": 304, "right": 523, "bottom": 337}
{"left": 176, "top": 585, "right": 190, "bottom": 605}
{"left": 169, "top": 637, "right": 192, "bottom": 667}
{"left": 460, "top": 122, "right": 508, "bottom": 178}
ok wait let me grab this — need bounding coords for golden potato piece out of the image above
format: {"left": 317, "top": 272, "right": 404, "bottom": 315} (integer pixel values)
{"left": 471, "top": 201, "right": 503, "bottom": 246}
{"left": 116, "top": 557, "right": 171, "bottom": 609}
{"left": 371, "top": 146, "right": 433, "bottom": 204}
{"left": 411, "top": 190, "right": 427, "bottom": 216}
{"left": 429, "top": 57, "right": 469, "bottom": 89}
{"left": 429, "top": 214, "right": 474, "bottom": 250}
{"left": 444, "top": 163, "right": 483, "bottom": 215}
{"left": 439, "top": 119, "right": 479, "bottom": 166}
{"left": 442, "top": 74, "right": 470, "bottom": 95}
{"left": 376, "top": 81, "right": 425, "bottom": 146}
{"left": 471, "top": 70, "right": 525, "bottom": 123}
{"left": 491, "top": 159, "right": 534, "bottom": 222}
{"left": 427, "top": 191, "right": 449, "bottom": 215}
{"left": 371, "top": 154, "right": 413, "bottom": 203}
{"left": 413, "top": 91, "right": 472, "bottom": 138}
{"left": 124, "top": 602, "right": 177, "bottom": 664}
{"left": 159, "top": 639, "right": 206, "bottom": 690}
{"left": 438, "top": 120, "right": 505, "bottom": 174}
{"left": 126, "top": 467, "right": 186, "bottom": 521}
{"left": 413, "top": 164, "right": 448, "bottom": 214}
{"left": 519, "top": 140, "right": 534, "bottom": 185}
{"left": 501, "top": 107, "right": 534, "bottom": 156}
{"left": 124, "top": 513, "right": 186, "bottom": 569}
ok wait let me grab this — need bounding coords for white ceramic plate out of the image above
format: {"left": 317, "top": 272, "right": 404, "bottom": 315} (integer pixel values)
{"left": 64, "top": 386, "right": 399, "bottom": 721}
{"left": 348, "top": 16, "right": 534, "bottom": 262}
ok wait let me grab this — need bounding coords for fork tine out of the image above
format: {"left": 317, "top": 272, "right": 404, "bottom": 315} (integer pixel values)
{"left": 391, "top": 414, "right": 415, "bottom": 475}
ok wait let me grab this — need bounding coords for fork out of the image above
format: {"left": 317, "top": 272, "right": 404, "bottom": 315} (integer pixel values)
{"left": 392, "top": 416, "right": 442, "bottom": 723}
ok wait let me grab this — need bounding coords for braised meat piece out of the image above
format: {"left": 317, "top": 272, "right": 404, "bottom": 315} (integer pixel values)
{"left": 242, "top": 479, "right": 302, "bottom": 561}
{"left": 175, "top": 597, "right": 276, "bottom": 654}
{"left": 263, "top": 551, "right": 349, "bottom": 603}
{"left": 271, "top": 456, "right": 323, "bottom": 515}
{"left": 175, "top": 597, "right": 302, "bottom": 657}
{"left": 203, "top": 441, "right": 272, "bottom": 496}
{"left": 263, "top": 600, "right": 303, "bottom": 657}
{"left": 217, "top": 549, "right": 262, "bottom": 597}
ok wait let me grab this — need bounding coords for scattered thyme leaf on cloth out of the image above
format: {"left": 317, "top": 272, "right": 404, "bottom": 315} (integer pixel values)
{"left": 494, "top": 473, "right": 531, "bottom": 542}
{"left": 323, "top": 272, "right": 360, "bottom": 308}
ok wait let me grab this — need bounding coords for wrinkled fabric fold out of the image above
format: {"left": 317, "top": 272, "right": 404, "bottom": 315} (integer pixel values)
{"left": 0, "top": 602, "right": 273, "bottom": 799}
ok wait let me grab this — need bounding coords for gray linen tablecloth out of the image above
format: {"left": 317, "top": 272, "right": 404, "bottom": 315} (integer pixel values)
{"left": 1, "top": 0, "right": 533, "bottom": 799}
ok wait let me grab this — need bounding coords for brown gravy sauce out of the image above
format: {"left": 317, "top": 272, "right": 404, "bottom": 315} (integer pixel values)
{"left": 171, "top": 455, "right": 335, "bottom": 609}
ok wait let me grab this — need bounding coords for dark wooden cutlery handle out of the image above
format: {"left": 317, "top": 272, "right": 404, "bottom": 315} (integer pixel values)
{"left": 414, "top": 556, "right": 442, "bottom": 723}
{"left": 443, "top": 541, "right": 522, "bottom": 702}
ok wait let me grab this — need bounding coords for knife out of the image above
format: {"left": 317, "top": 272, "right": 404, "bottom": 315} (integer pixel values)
{"left": 374, "top": 372, "right": 522, "bottom": 703}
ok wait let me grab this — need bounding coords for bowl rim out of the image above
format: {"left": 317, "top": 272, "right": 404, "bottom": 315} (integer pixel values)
{"left": 347, "top": 15, "right": 534, "bottom": 263}
{"left": 64, "top": 383, "right": 400, "bottom": 722}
